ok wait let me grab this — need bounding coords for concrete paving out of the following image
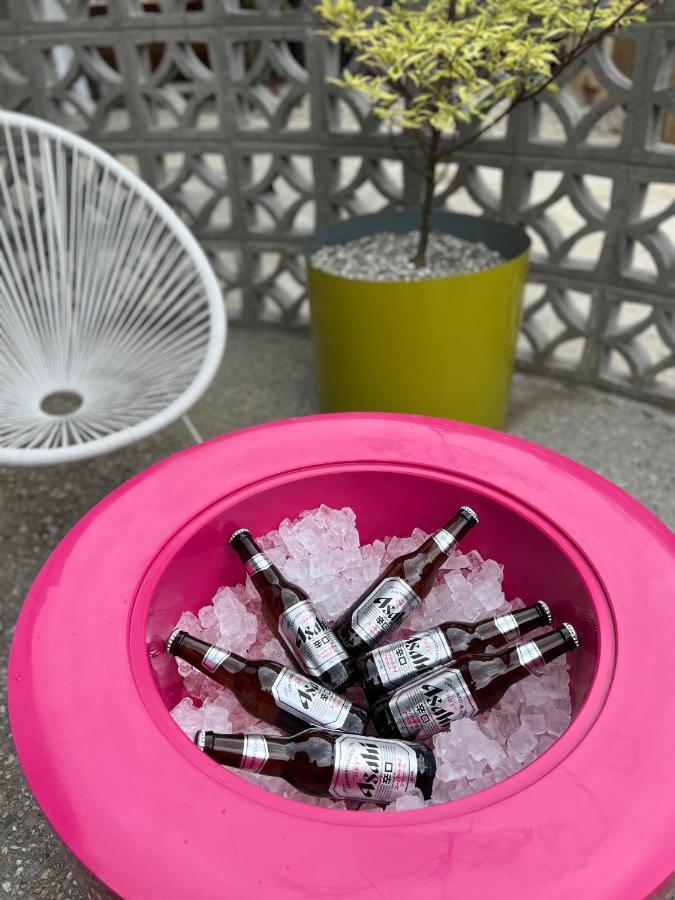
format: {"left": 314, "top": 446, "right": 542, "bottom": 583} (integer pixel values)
{"left": 1, "top": 328, "right": 673, "bottom": 899}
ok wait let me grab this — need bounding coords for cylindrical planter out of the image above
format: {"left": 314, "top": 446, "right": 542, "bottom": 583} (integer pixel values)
{"left": 8, "top": 414, "right": 675, "bottom": 900}
{"left": 307, "top": 210, "right": 530, "bottom": 429}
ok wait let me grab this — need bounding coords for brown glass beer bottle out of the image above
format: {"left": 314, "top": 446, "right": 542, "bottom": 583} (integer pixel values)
{"left": 229, "top": 528, "right": 354, "bottom": 690}
{"left": 371, "top": 623, "right": 580, "bottom": 740}
{"left": 196, "top": 727, "right": 436, "bottom": 804}
{"left": 334, "top": 506, "right": 479, "bottom": 657}
{"left": 166, "top": 629, "right": 368, "bottom": 734}
{"left": 357, "top": 600, "right": 552, "bottom": 702}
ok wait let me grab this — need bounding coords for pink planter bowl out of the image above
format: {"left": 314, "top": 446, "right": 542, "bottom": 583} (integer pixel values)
{"left": 8, "top": 414, "right": 675, "bottom": 900}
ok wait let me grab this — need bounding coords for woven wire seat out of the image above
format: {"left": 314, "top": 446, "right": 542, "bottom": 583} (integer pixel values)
{"left": 0, "top": 111, "right": 226, "bottom": 465}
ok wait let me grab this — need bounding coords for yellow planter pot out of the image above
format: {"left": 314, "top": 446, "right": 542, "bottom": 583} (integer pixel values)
{"left": 307, "top": 211, "right": 530, "bottom": 430}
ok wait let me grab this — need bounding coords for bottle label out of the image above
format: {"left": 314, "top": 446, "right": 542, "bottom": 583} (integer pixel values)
{"left": 329, "top": 735, "right": 418, "bottom": 803}
{"left": 388, "top": 666, "right": 478, "bottom": 739}
{"left": 516, "top": 640, "right": 545, "bottom": 676}
{"left": 431, "top": 528, "right": 457, "bottom": 554}
{"left": 245, "top": 552, "right": 272, "bottom": 576}
{"left": 372, "top": 627, "right": 453, "bottom": 691}
{"left": 271, "top": 669, "right": 351, "bottom": 729}
{"left": 493, "top": 612, "right": 520, "bottom": 643}
{"left": 241, "top": 735, "right": 269, "bottom": 774}
{"left": 351, "top": 577, "right": 422, "bottom": 648}
{"left": 278, "top": 600, "right": 349, "bottom": 677}
{"left": 202, "top": 645, "right": 231, "bottom": 673}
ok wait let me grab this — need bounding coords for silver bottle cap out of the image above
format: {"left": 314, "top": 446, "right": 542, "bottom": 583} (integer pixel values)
{"left": 561, "top": 622, "right": 580, "bottom": 648}
{"left": 229, "top": 527, "right": 250, "bottom": 545}
{"left": 459, "top": 505, "right": 479, "bottom": 525}
{"left": 536, "top": 601, "right": 553, "bottom": 625}
{"left": 165, "top": 628, "right": 183, "bottom": 654}
{"left": 196, "top": 730, "right": 207, "bottom": 751}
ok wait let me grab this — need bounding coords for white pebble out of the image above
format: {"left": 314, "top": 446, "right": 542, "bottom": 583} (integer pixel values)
{"left": 310, "top": 231, "right": 505, "bottom": 282}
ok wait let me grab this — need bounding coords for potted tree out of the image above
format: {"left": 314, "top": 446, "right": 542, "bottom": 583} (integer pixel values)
{"left": 307, "top": 0, "right": 658, "bottom": 428}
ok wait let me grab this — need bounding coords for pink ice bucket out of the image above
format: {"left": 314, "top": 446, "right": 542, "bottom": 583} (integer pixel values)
{"left": 8, "top": 413, "right": 675, "bottom": 899}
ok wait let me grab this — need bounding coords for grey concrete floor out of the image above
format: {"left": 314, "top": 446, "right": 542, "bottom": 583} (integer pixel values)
{"left": 1, "top": 328, "right": 674, "bottom": 899}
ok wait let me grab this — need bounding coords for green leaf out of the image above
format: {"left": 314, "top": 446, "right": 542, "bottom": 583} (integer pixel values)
{"left": 314, "top": 0, "right": 661, "bottom": 138}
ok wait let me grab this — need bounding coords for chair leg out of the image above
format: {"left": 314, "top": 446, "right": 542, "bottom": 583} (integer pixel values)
{"left": 182, "top": 415, "right": 203, "bottom": 444}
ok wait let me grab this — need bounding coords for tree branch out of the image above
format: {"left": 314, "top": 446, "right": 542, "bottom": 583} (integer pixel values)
{"left": 386, "top": 124, "right": 428, "bottom": 179}
{"left": 436, "top": 0, "right": 662, "bottom": 160}
{"left": 575, "top": 0, "right": 601, "bottom": 53}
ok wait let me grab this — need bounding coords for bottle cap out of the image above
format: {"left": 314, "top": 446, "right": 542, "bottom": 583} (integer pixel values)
{"left": 229, "top": 528, "right": 250, "bottom": 545}
{"left": 196, "top": 730, "right": 208, "bottom": 751}
{"left": 561, "top": 622, "right": 580, "bottom": 648}
{"left": 165, "top": 628, "right": 184, "bottom": 655}
{"left": 459, "top": 505, "right": 479, "bottom": 525}
{"left": 535, "top": 601, "right": 553, "bottom": 625}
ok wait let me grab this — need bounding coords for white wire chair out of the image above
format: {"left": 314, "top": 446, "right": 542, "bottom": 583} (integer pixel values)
{"left": 0, "top": 111, "right": 226, "bottom": 465}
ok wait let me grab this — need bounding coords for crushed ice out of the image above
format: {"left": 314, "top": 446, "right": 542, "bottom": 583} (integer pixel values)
{"left": 168, "top": 505, "right": 571, "bottom": 811}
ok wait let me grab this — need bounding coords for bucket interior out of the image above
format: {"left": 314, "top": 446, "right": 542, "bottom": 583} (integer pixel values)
{"left": 142, "top": 466, "right": 605, "bottom": 809}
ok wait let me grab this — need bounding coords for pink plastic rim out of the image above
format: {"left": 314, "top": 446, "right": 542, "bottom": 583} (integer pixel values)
{"left": 130, "top": 459, "right": 615, "bottom": 826}
{"left": 9, "top": 413, "right": 675, "bottom": 900}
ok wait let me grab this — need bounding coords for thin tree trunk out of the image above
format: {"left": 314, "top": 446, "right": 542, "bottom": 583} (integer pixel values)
{"left": 411, "top": 129, "right": 440, "bottom": 269}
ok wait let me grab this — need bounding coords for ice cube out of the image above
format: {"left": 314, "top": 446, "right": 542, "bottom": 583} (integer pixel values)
{"left": 202, "top": 696, "right": 233, "bottom": 733}
{"left": 521, "top": 713, "right": 548, "bottom": 735}
{"left": 198, "top": 605, "right": 218, "bottom": 630}
{"left": 545, "top": 706, "right": 571, "bottom": 737}
{"left": 171, "top": 697, "right": 203, "bottom": 737}
{"left": 470, "top": 558, "right": 504, "bottom": 586}
{"left": 213, "top": 587, "right": 259, "bottom": 654}
{"left": 308, "top": 553, "right": 333, "bottom": 579}
{"left": 384, "top": 534, "right": 419, "bottom": 561}
{"left": 389, "top": 789, "right": 427, "bottom": 811}
{"left": 442, "top": 551, "right": 470, "bottom": 571}
{"left": 507, "top": 725, "right": 538, "bottom": 762}
{"left": 175, "top": 610, "right": 202, "bottom": 638}
{"left": 258, "top": 638, "right": 288, "bottom": 665}
{"left": 471, "top": 581, "right": 505, "bottom": 614}
{"left": 444, "top": 571, "right": 474, "bottom": 613}
{"left": 464, "top": 549, "right": 484, "bottom": 571}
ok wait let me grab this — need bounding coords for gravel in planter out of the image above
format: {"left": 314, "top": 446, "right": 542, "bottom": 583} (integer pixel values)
{"left": 310, "top": 231, "right": 505, "bottom": 281}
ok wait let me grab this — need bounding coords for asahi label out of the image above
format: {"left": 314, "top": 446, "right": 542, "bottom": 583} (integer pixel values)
{"left": 372, "top": 627, "right": 453, "bottom": 690}
{"left": 271, "top": 669, "right": 351, "bottom": 729}
{"left": 202, "top": 645, "right": 231, "bottom": 673}
{"left": 431, "top": 528, "right": 457, "bottom": 554}
{"left": 351, "top": 577, "right": 422, "bottom": 647}
{"left": 516, "top": 640, "right": 545, "bottom": 676}
{"left": 493, "top": 612, "right": 520, "bottom": 643}
{"left": 241, "top": 735, "right": 269, "bottom": 774}
{"left": 329, "top": 736, "right": 417, "bottom": 803}
{"left": 245, "top": 552, "right": 272, "bottom": 576}
{"left": 388, "top": 666, "right": 479, "bottom": 739}
{"left": 278, "top": 600, "right": 349, "bottom": 677}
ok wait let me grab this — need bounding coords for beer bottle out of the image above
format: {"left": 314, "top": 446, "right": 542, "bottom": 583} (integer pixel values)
{"left": 334, "top": 506, "right": 479, "bottom": 657}
{"left": 196, "top": 727, "right": 436, "bottom": 804}
{"left": 357, "top": 601, "right": 552, "bottom": 703}
{"left": 229, "top": 528, "right": 354, "bottom": 691}
{"left": 371, "top": 623, "right": 580, "bottom": 741}
{"left": 166, "top": 629, "right": 368, "bottom": 734}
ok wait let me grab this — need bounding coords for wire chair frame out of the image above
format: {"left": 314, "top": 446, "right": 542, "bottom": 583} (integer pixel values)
{"left": 0, "top": 111, "right": 226, "bottom": 466}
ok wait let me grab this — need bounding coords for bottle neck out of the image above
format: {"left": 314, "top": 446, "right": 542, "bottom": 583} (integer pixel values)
{"left": 230, "top": 530, "right": 281, "bottom": 584}
{"left": 502, "top": 626, "right": 578, "bottom": 680}
{"left": 168, "top": 631, "right": 246, "bottom": 681}
{"left": 199, "top": 731, "right": 288, "bottom": 776}
{"left": 428, "top": 507, "right": 478, "bottom": 557}
{"left": 471, "top": 602, "right": 551, "bottom": 646}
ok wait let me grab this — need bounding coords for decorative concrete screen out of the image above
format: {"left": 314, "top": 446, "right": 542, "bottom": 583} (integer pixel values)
{"left": 0, "top": 0, "right": 673, "bottom": 406}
